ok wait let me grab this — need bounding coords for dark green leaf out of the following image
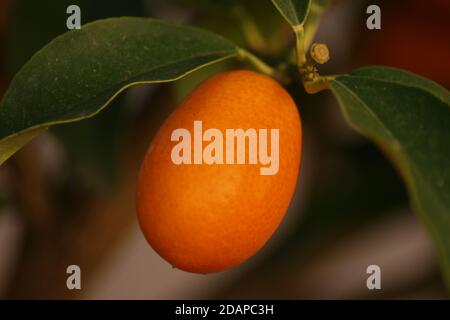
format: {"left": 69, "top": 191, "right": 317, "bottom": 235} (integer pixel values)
{"left": 7, "top": 0, "right": 148, "bottom": 191}
{"left": 7, "top": 0, "right": 147, "bottom": 73}
{"left": 271, "top": 0, "right": 311, "bottom": 26}
{"left": 0, "top": 17, "right": 238, "bottom": 165}
{"left": 328, "top": 66, "right": 450, "bottom": 287}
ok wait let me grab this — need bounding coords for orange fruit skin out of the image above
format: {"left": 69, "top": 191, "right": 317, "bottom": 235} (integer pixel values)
{"left": 137, "top": 70, "right": 302, "bottom": 273}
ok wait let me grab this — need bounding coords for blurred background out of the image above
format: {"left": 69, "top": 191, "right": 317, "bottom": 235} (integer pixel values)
{"left": 0, "top": 0, "right": 449, "bottom": 299}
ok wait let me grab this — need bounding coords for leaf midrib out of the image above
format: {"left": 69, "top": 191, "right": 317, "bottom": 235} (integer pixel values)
{"left": 0, "top": 51, "right": 238, "bottom": 140}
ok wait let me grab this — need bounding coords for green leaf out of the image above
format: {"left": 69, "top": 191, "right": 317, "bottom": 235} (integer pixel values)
{"left": 7, "top": 0, "right": 148, "bottom": 191}
{"left": 271, "top": 0, "right": 312, "bottom": 26}
{"left": 0, "top": 17, "right": 238, "bottom": 166}
{"left": 7, "top": 0, "right": 147, "bottom": 73}
{"left": 328, "top": 66, "right": 450, "bottom": 287}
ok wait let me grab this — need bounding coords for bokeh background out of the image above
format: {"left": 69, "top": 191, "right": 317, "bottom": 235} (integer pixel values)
{"left": 0, "top": 0, "right": 449, "bottom": 299}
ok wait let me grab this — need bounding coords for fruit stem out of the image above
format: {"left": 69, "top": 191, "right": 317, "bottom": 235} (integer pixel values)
{"left": 237, "top": 48, "right": 288, "bottom": 84}
{"left": 298, "top": 42, "right": 331, "bottom": 85}
{"left": 303, "top": 76, "right": 334, "bottom": 94}
{"left": 293, "top": 25, "right": 307, "bottom": 68}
